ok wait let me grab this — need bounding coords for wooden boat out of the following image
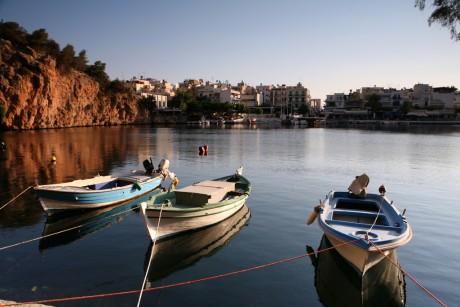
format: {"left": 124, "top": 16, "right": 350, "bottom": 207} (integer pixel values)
{"left": 309, "top": 174, "right": 412, "bottom": 275}
{"left": 34, "top": 158, "right": 175, "bottom": 215}
{"left": 144, "top": 204, "right": 250, "bottom": 284}
{"left": 140, "top": 169, "right": 251, "bottom": 241}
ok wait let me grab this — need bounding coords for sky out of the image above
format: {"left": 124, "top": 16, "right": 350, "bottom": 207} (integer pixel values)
{"left": 1, "top": 0, "right": 459, "bottom": 101}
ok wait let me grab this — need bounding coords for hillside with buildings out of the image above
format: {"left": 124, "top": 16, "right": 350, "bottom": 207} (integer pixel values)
{"left": 1, "top": 21, "right": 459, "bottom": 130}
{"left": 324, "top": 85, "right": 460, "bottom": 122}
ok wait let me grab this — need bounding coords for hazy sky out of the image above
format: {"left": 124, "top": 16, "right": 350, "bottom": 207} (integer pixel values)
{"left": 2, "top": 0, "right": 459, "bottom": 100}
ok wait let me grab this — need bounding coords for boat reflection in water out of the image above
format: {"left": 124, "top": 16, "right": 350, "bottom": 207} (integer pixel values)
{"left": 39, "top": 193, "right": 156, "bottom": 250}
{"left": 143, "top": 204, "right": 251, "bottom": 285}
{"left": 307, "top": 235, "right": 406, "bottom": 307}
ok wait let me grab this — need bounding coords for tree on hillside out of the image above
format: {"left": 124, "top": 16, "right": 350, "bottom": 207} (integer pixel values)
{"left": 0, "top": 21, "right": 28, "bottom": 47}
{"left": 46, "top": 39, "right": 61, "bottom": 58}
{"left": 74, "top": 49, "right": 88, "bottom": 72}
{"left": 415, "top": 0, "right": 460, "bottom": 41}
{"left": 27, "top": 29, "right": 49, "bottom": 52}
{"left": 85, "top": 61, "right": 110, "bottom": 88}
{"left": 57, "top": 44, "right": 76, "bottom": 73}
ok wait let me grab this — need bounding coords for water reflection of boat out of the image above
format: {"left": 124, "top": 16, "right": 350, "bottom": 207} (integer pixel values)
{"left": 143, "top": 204, "right": 251, "bottom": 285}
{"left": 307, "top": 235, "right": 406, "bottom": 307}
{"left": 39, "top": 193, "right": 155, "bottom": 250}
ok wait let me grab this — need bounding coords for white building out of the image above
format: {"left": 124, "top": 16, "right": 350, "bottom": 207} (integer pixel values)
{"left": 256, "top": 85, "right": 272, "bottom": 105}
{"left": 140, "top": 93, "right": 168, "bottom": 108}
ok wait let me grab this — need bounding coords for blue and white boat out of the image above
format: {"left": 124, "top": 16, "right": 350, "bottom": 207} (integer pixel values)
{"left": 309, "top": 174, "right": 412, "bottom": 275}
{"left": 34, "top": 158, "right": 175, "bottom": 215}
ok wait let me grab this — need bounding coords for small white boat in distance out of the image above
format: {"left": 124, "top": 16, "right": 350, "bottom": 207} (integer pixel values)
{"left": 140, "top": 169, "right": 251, "bottom": 242}
{"left": 310, "top": 174, "right": 412, "bottom": 275}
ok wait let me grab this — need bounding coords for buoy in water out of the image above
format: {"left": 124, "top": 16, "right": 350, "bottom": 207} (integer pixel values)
{"left": 199, "top": 145, "right": 209, "bottom": 155}
{"left": 307, "top": 204, "right": 322, "bottom": 225}
{"left": 50, "top": 153, "right": 57, "bottom": 163}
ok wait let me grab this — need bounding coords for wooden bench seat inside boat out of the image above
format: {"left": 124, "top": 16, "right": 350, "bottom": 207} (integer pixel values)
{"left": 175, "top": 180, "right": 236, "bottom": 206}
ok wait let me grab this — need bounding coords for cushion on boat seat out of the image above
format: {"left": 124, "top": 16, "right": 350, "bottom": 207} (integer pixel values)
{"left": 175, "top": 181, "right": 236, "bottom": 206}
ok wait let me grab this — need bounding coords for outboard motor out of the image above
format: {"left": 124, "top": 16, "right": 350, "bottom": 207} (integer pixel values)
{"left": 143, "top": 158, "right": 154, "bottom": 175}
{"left": 157, "top": 159, "right": 170, "bottom": 173}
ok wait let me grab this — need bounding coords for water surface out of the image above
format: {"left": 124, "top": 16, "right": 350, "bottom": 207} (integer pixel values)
{"left": 1, "top": 125, "right": 459, "bottom": 306}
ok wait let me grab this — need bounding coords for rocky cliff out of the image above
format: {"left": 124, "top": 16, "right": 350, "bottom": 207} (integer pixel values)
{"left": 0, "top": 39, "right": 150, "bottom": 130}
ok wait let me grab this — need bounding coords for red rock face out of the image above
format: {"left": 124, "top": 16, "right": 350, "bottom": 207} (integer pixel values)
{"left": 0, "top": 39, "right": 150, "bottom": 130}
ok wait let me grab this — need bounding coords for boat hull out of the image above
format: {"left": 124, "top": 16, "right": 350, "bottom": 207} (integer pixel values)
{"left": 140, "top": 174, "right": 251, "bottom": 241}
{"left": 34, "top": 172, "right": 163, "bottom": 215}
{"left": 141, "top": 196, "right": 247, "bottom": 241}
{"left": 323, "top": 232, "right": 390, "bottom": 275}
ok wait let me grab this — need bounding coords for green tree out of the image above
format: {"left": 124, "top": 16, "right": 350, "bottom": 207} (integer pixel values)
{"left": 415, "top": 0, "right": 460, "bottom": 41}
{"left": 85, "top": 61, "right": 110, "bottom": 88}
{"left": 0, "top": 21, "right": 27, "bottom": 47}
{"left": 400, "top": 100, "right": 413, "bottom": 113}
{"left": 27, "top": 28, "right": 49, "bottom": 52}
{"left": 297, "top": 103, "right": 310, "bottom": 116}
{"left": 139, "top": 95, "right": 157, "bottom": 116}
{"left": 74, "top": 49, "right": 88, "bottom": 72}
{"left": 107, "top": 79, "right": 130, "bottom": 94}
{"left": 57, "top": 44, "right": 76, "bottom": 73}
{"left": 365, "top": 94, "right": 382, "bottom": 118}
{"left": 170, "top": 90, "right": 196, "bottom": 111}
{"left": 46, "top": 39, "right": 61, "bottom": 58}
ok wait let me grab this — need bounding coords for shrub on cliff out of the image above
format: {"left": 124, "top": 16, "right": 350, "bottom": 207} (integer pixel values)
{"left": 0, "top": 21, "right": 111, "bottom": 89}
{"left": 85, "top": 61, "right": 110, "bottom": 89}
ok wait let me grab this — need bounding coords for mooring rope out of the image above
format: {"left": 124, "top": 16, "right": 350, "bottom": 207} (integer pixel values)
{"left": 0, "top": 205, "right": 139, "bottom": 251}
{"left": 3, "top": 238, "right": 364, "bottom": 306}
{"left": 0, "top": 186, "right": 34, "bottom": 211}
{"left": 137, "top": 203, "right": 164, "bottom": 307}
{"left": 2, "top": 237, "right": 445, "bottom": 306}
{"left": 368, "top": 239, "right": 446, "bottom": 306}
{"left": 366, "top": 206, "right": 381, "bottom": 236}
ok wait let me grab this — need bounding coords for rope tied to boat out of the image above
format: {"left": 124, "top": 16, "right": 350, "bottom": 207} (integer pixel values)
{"left": 0, "top": 205, "right": 140, "bottom": 251}
{"left": 4, "top": 238, "right": 364, "bottom": 306}
{"left": 0, "top": 186, "right": 34, "bottom": 211}
{"left": 365, "top": 197, "right": 383, "bottom": 238}
{"left": 137, "top": 203, "right": 165, "bottom": 306}
{"left": 367, "top": 239, "right": 446, "bottom": 307}
{"left": 1, "top": 236, "right": 445, "bottom": 307}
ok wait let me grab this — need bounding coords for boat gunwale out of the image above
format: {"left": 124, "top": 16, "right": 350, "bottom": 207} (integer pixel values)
{"left": 34, "top": 176, "right": 162, "bottom": 195}
{"left": 144, "top": 174, "right": 251, "bottom": 213}
{"left": 318, "top": 190, "right": 412, "bottom": 251}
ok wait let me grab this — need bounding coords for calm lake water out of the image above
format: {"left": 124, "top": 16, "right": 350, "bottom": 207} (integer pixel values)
{"left": 1, "top": 124, "right": 460, "bottom": 306}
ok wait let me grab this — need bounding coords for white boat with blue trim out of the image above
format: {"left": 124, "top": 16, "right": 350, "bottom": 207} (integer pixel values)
{"left": 34, "top": 158, "right": 175, "bottom": 215}
{"left": 309, "top": 174, "right": 412, "bottom": 275}
{"left": 140, "top": 168, "right": 251, "bottom": 242}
